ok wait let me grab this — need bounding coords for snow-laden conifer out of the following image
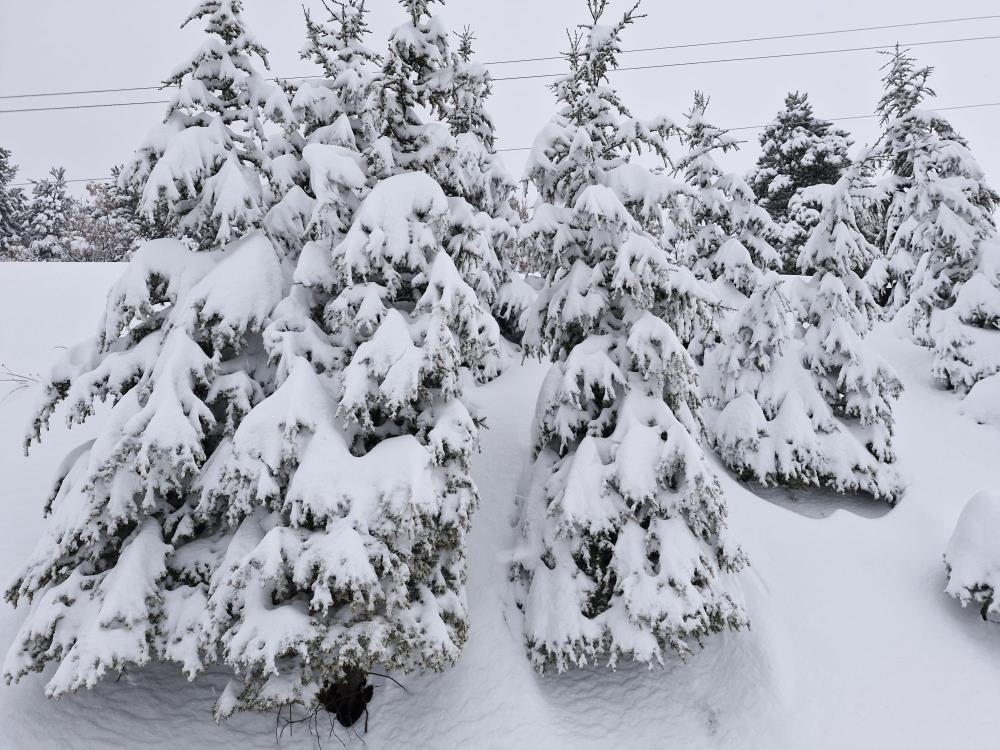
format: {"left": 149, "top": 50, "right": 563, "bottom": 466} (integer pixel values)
{"left": 24, "top": 168, "right": 76, "bottom": 260}
{"left": 4, "top": 0, "right": 299, "bottom": 715}
{"left": 3, "top": 231, "right": 286, "bottom": 697}
{"left": 121, "top": 0, "right": 292, "bottom": 250}
{"left": 748, "top": 92, "right": 852, "bottom": 269}
{"left": 198, "top": 0, "right": 503, "bottom": 717}
{"left": 790, "top": 164, "right": 904, "bottom": 502}
{"left": 930, "top": 237, "right": 1000, "bottom": 393}
{"left": 449, "top": 34, "right": 534, "bottom": 340}
{"left": 512, "top": 1, "right": 747, "bottom": 674}
{"left": 704, "top": 271, "right": 900, "bottom": 502}
{"left": 873, "top": 46, "right": 995, "bottom": 314}
{"left": 0, "top": 146, "right": 26, "bottom": 257}
{"left": 873, "top": 47, "right": 1000, "bottom": 391}
{"left": 676, "top": 92, "right": 781, "bottom": 298}
{"left": 5, "top": 0, "right": 504, "bottom": 724}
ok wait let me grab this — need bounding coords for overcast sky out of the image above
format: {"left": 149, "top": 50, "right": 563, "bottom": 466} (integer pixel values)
{"left": 2, "top": 0, "right": 999, "bottom": 192}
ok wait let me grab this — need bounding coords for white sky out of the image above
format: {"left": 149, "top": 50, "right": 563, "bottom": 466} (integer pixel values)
{"left": 2, "top": 0, "right": 999, "bottom": 191}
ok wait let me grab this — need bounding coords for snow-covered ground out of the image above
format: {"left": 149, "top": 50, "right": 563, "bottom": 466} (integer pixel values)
{"left": 1, "top": 262, "right": 999, "bottom": 749}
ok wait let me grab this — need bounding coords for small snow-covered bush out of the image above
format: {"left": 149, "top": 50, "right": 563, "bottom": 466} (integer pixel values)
{"left": 944, "top": 490, "right": 1000, "bottom": 621}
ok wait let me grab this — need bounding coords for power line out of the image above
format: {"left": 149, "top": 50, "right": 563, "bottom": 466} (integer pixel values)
{"left": 12, "top": 176, "right": 113, "bottom": 188}
{"left": 13, "top": 100, "right": 1000, "bottom": 185}
{"left": 481, "top": 13, "right": 1000, "bottom": 64}
{"left": 1, "top": 14, "right": 998, "bottom": 101}
{"left": 0, "top": 85, "right": 167, "bottom": 100}
{"left": 491, "top": 33, "right": 1000, "bottom": 81}
{"left": 5, "top": 31, "right": 994, "bottom": 115}
{"left": 0, "top": 100, "right": 169, "bottom": 115}
{"left": 2, "top": 32, "right": 997, "bottom": 115}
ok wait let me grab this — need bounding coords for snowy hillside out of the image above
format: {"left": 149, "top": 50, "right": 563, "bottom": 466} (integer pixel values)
{"left": 1, "top": 263, "right": 999, "bottom": 749}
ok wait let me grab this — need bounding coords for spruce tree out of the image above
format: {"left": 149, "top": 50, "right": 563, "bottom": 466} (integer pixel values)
{"left": 874, "top": 47, "right": 1000, "bottom": 391}
{"left": 24, "top": 168, "right": 76, "bottom": 260}
{"left": 263, "top": 0, "right": 382, "bottom": 258}
{"left": 438, "top": 28, "right": 530, "bottom": 342}
{"left": 677, "top": 92, "right": 781, "bottom": 298}
{"left": 704, "top": 269, "right": 901, "bottom": 503}
{"left": 791, "top": 165, "right": 904, "bottom": 502}
{"left": 3, "top": 0, "right": 290, "bottom": 712}
{"left": 928, "top": 217, "right": 1000, "bottom": 393}
{"left": 120, "top": 0, "right": 292, "bottom": 250}
{"left": 0, "top": 146, "right": 26, "bottom": 257}
{"left": 512, "top": 1, "right": 747, "bottom": 674}
{"left": 4, "top": 231, "right": 287, "bottom": 696}
{"left": 873, "top": 46, "right": 990, "bottom": 314}
{"left": 200, "top": 0, "right": 502, "bottom": 717}
{"left": 748, "top": 92, "right": 852, "bottom": 270}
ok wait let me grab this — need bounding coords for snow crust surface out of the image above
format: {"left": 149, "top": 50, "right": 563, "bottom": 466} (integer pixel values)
{"left": 2, "top": 263, "right": 1000, "bottom": 749}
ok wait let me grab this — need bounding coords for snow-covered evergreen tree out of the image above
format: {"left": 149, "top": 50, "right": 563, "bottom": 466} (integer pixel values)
{"left": 748, "top": 92, "right": 852, "bottom": 270}
{"left": 196, "top": 0, "right": 502, "bottom": 718}
{"left": 120, "top": 0, "right": 292, "bottom": 250}
{"left": 873, "top": 46, "right": 992, "bottom": 314}
{"left": 4, "top": 231, "right": 287, "bottom": 698}
{"left": 901, "top": 127, "right": 998, "bottom": 339}
{"left": 929, "top": 235, "right": 1000, "bottom": 393}
{"left": 374, "top": 0, "right": 453, "bottom": 179}
{"left": 789, "top": 164, "right": 904, "bottom": 502}
{"left": 873, "top": 46, "right": 1000, "bottom": 391}
{"left": 704, "top": 271, "right": 901, "bottom": 502}
{"left": 24, "top": 168, "right": 76, "bottom": 260}
{"left": 263, "top": 0, "right": 382, "bottom": 259}
{"left": 512, "top": 1, "right": 747, "bottom": 674}
{"left": 677, "top": 92, "right": 781, "bottom": 299}
{"left": 4, "top": 0, "right": 303, "bottom": 719}
{"left": 0, "top": 146, "right": 26, "bottom": 257}
{"left": 438, "top": 27, "right": 530, "bottom": 341}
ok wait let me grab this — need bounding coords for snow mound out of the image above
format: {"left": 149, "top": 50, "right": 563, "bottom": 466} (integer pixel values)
{"left": 959, "top": 374, "right": 1000, "bottom": 426}
{"left": 945, "top": 490, "right": 1000, "bottom": 620}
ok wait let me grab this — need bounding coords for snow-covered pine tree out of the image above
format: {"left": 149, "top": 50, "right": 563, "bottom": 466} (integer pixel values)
{"left": 513, "top": 0, "right": 747, "bottom": 674}
{"left": 436, "top": 27, "right": 531, "bottom": 341}
{"left": 704, "top": 270, "right": 901, "bottom": 502}
{"left": 196, "top": 0, "right": 503, "bottom": 718}
{"left": 789, "top": 163, "right": 903, "bottom": 502}
{"left": 24, "top": 168, "right": 76, "bottom": 260}
{"left": 374, "top": 0, "right": 452, "bottom": 179}
{"left": 748, "top": 92, "right": 852, "bottom": 270}
{"left": 0, "top": 146, "right": 26, "bottom": 258}
{"left": 875, "top": 47, "right": 964, "bottom": 311}
{"left": 928, "top": 233, "right": 1000, "bottom": 393}
{"left": 262, "top": 0, "right": 382, "bottom": 259}
{"left": 120, "top": 0, "right": 292, "bottom": 250}
{"left": 901, "top": 125, "right": 999, "bottom": 340}
{"left": 3, "top": 0, "right": 293, "bottom": 713}
{"left": 677, "top": 92, "right": 781, "bottom": 301}
{"left": 3, "top": 231, "right": 287, "bottom": 697}
{"left": 873, "top": 47, "right": 1000, "bottom": 391}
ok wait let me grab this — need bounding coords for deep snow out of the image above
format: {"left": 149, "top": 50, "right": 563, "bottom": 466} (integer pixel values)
{"left": 1, "top": 262, "right": 999, "bottom": 749}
